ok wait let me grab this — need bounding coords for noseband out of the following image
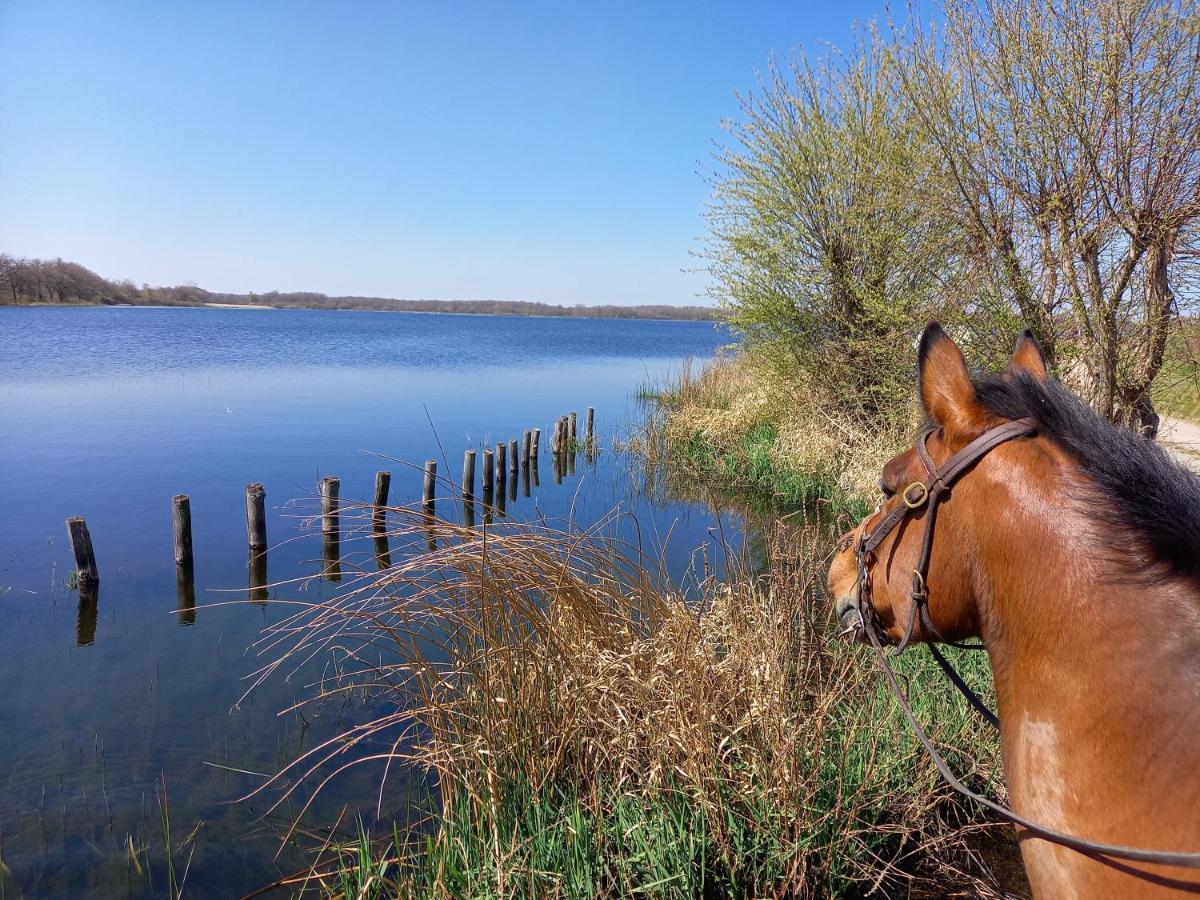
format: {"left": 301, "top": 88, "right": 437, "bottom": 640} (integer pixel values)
{"left": 850, "top": 417, "right": 1037, "bottom": 655}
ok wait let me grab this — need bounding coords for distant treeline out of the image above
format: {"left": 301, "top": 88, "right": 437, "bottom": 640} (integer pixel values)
{"left": 0, "top": 254, "right": 718, "bottom": 321}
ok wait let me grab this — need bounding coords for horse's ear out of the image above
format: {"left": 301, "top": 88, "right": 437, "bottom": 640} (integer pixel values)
{"left": 918, "top": 322, "right": 986, "bottom": 435}
{"left": 1006, "top": 328, "right": 1048, "bottom": 379}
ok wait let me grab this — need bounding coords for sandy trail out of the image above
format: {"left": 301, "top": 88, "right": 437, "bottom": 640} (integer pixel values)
{"left": 1159, "top": 416, "right": 1200, "bottom": 473}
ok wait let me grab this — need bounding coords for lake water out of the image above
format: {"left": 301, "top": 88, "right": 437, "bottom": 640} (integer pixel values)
{"left": 0, "top": 306, "right": 736, "bottom": 897}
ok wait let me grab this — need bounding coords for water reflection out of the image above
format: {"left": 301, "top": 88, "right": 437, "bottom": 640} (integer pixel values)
{"left": 76, "top": 585, "right": 98, "bottom": 647}
{"left": 249, "top": 549, "right": 270, "bottom": 600}
{"left": 374, "top": 532, "right": 393, "bottom": 570}
{"left": 321, "top": 534, "right": 342, "bottom": 583}
{"left": 176, "top": 563, "right": 196, "bottom": 625}
{"left": 0, "top": 308, "right": 734, "bottom": 896}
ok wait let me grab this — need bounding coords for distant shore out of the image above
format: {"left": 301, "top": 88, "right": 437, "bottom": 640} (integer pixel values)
{"left": 0, "top": 254, "right": 719, "bottom": 322}
{"left": 3, "top": 297, "right": 720, "bottom": 322}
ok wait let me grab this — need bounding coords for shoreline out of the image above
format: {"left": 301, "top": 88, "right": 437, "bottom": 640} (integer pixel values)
{"left": 0, "top": 299, "right": 719, "bottom": 323}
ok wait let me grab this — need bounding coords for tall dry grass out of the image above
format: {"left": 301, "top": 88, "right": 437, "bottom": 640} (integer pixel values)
{"left": 245, "top": 503, "right": 1012, "bottom": 898}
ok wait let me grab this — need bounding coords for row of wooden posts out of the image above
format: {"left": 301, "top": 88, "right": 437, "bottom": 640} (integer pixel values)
{"left": 63, "top": 408, "right": 597, "bottom": 599}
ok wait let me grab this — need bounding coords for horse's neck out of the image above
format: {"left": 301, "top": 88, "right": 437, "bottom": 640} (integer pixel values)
{"left": 979, "top": 540, "right": 1200, "bottom": 834}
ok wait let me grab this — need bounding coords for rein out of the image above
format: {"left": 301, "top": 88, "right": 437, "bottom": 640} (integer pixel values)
{"left": 848, "top": 417, "right": 1200, "bottom": 870}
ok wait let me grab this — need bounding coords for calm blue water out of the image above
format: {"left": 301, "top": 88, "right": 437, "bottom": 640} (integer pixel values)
{"left": 0, "top": 306, "right": 735, "bottom": 897}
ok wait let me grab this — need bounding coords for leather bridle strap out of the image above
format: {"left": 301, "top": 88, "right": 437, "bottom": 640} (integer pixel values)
{"left": 857, "top": 418, "right": 1037, "bottom": 656}
{"left": 862, "top": 418, "right": 1038, "bottom": 557}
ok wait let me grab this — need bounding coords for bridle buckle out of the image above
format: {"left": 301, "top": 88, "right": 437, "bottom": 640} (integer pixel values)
{"left": 902, "top": 481, "right": 929, "bottom": 509}
{"left": 911, "top": 569, "right": 928, "bottom": 603}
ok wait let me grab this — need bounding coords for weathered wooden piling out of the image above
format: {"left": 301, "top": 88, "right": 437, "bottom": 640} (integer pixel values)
{"left": 482, "top": 448, "right": 495, "bottom": 494}
{"left": 422, "top": 460, "right": 437, "bottom": 512}
{"left": 551, "top": 418, "right": 562, "bottom": 455}
{"left": 172, "top": 494, "right": 193, "bottom": 567}
{"left": 509, "top": 439, "right": 519, "bottom": 477}
{"left": 522, "top": 431, "right": 532, "bottom": 468}
{"left": 245, "top": 483, "right": 267, "bottom": 551}
{"left": 531, "top": 428, "right": 541, "bottom": 460}
{"left": 586, "top": 407, "right": 595, "bottom": 447}
{"left": 462, "top": 450, "right": 477, "bottom": 502}
{"left": 495, "top": 442, "right": 507, "bottom": 487}
{"left": 66, "top": 516, "right": 99, "bottom": 585}
{"left": 321, "top": 477, "right": 340, "bottom": 534}
{"left": 373, "top": 471, "right": 391, "bottom": 529}
{"left": 570, "top": 411, "right": 577, "bottom": 443}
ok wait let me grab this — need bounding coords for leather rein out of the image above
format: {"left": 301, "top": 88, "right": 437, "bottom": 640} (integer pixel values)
{"left": 848, "top": 417, "right": 1200, "bottom": 870}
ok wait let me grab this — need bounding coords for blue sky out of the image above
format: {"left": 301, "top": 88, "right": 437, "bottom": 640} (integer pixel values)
{"left": 0, "top": 1, "right": 890, "bottom": 306}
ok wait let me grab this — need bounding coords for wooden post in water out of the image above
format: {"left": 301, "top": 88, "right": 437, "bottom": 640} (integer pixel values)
{"left": 482, "top": 448, "right": 494, "bottom": 496}
{"left": 462, "top": 450, "right": 477, "bottom": 503}
{"left": 245, "top": 483, "right": 267, "bottom": 551}
{"left": 553, "top": 425, "right": 564, "bottom": 483}
{"left": 495, "top": 442, "right": 507, "bottom": 489}
{"left": 586, "top": 407, "right": 595, "bottom": 447}
{"left": 173, "top": 494, "right": 196, "bottom": 623}
{"left": 509, "top": 439, "right": 518, "bottom": 478}
{"left": 372, "top": 471, "right": 391, "bottom": 530}
{"left": 66, "top": 517, "right": 99, "bottom": 585}
{"left": 422, "top": 460, "right": 437, "bottom": 513}
{"left": 522, "top": 431, "right": 532, "bottom": 468}
{"left": 551, "top": 418, "right": 561, "bottom": 455}
{"left": 531, "top": 428, "right": 541, "bottom": 461}
{"left": 172, "top": 495, "right": 193, "bottom": 567}
{"left": 321, "top": 477, "right": 340, "bottom": 535}
{"left": 569, "top": 411, "right": 577, "bottom": 444}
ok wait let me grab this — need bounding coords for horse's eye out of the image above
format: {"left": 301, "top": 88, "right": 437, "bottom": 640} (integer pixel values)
{"left": 879, "top": 479, "right": 895, "bottom": 498}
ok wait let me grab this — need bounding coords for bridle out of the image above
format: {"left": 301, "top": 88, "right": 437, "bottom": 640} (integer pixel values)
{"left": 845, "top": 416, "right": 1200, "bottom": 871}
{"left": 850, "top": 416, "right": 1037, "bottom": 663}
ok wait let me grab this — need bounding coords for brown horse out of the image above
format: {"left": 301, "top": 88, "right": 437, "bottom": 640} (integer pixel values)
{"left": 828, "top": 323, "right": 1200, "bottom": 898}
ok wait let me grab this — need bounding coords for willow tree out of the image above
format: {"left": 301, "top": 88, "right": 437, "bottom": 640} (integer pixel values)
{"left": 900, "top": 0, "right": 1200, "bottom": 435}
{"left": 707, "top": 37, "right": 974, "bottom": 421}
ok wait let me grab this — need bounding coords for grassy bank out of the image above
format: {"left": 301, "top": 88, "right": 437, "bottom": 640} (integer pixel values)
{"left": 635, "top": 357, "right": 916, "bottom": 523}
{"left": 256, "top": 497, "right": 1011, "bottom": 898}
{"left": 1154, "top": 320, "right": 1200, "bottom": 422}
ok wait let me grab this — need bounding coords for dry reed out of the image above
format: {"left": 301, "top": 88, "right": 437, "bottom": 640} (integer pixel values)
{"left": 244, "top": 498, "right": 1012, "bottom": 897}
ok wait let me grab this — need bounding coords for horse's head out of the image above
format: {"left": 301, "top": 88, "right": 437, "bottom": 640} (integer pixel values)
{"left": 828, "top": 322, "right": 1047, "bottom": 648}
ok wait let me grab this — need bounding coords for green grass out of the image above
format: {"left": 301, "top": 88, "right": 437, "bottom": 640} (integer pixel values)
{"left": 667, "top": 422, "right": 871, "bottom": 521}
{"left": 1153, "top": 320, "right": 1200, "bottom": 422}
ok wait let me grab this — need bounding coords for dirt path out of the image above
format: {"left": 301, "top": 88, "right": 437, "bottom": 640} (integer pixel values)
{"left": 1159, "top": 416, "right": 1200, "bottom": 473}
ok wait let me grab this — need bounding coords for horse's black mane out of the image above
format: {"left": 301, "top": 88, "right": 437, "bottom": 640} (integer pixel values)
{"left": 973, "top": 370, "right": 1200, "bottom": 581}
